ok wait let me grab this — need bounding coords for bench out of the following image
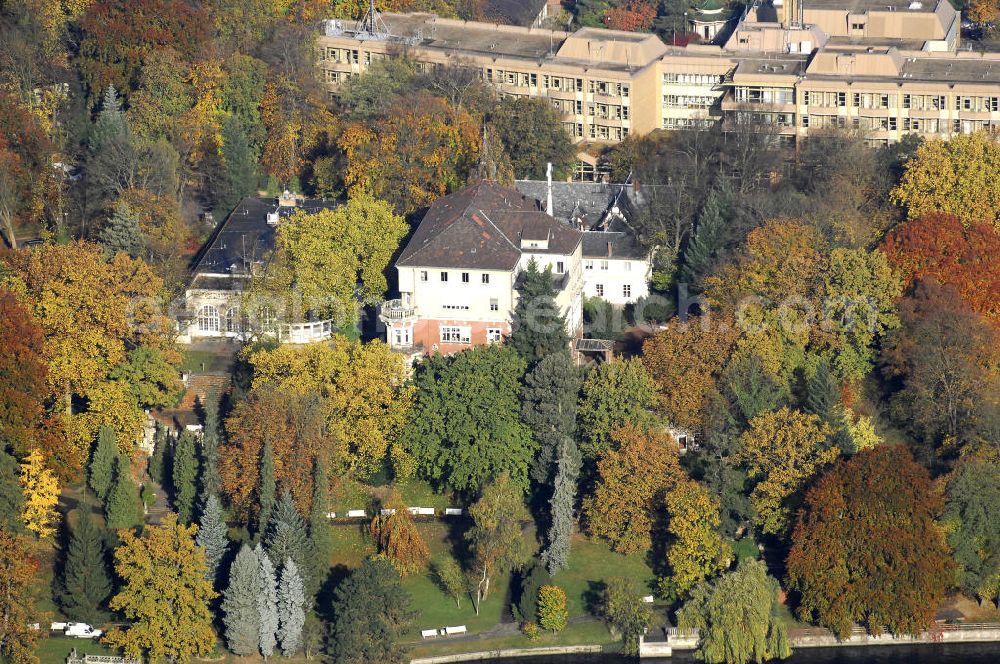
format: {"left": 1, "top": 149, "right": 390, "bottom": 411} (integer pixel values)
{"left": 346, "top": 509, "right": 366, "bottom": 518}
{"left": 420, "top": 629, "right": 438, "bottom": 639}
{"left": 51, "top": 622, "right": 67, "bottom": 631}
{"left": 408, "top": 507, "right": 436, "bottom": 516}
{"left": 325, "top": 512, "right": 336, "bottom": 519}
{"left": 444, "top": 625, "right": 467, "bottom": 636}
{"left": 380, "top": 508, "right": 397, "bottom": 516}
{"left": 642, "top": 595, "right": 655, "bottom": 603}
{"left": 444, "top": 508, "right": 463, "bottom": 516}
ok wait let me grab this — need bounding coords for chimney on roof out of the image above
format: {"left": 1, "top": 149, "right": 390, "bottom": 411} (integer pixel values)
{"left": 546, "top": 162, "right": 554, "bottom": 217}
{"left": 607, "top": 240, "right": 613, "bottom": 257}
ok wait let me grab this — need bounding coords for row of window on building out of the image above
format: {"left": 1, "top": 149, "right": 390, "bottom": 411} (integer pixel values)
{"left": 440, "top": 326, "right": 503, "bottom": 344}
{"left": 485, "top": 69, "right": 630, "bottom": 97}
{"left": 594, "top": 284, "right": 633, "bottom": 298}
{"left": 548, "top": 98, "right": 631, "bottom": 120}
{"left": 742, "top": 88, "right": 1000, "bottom": 112}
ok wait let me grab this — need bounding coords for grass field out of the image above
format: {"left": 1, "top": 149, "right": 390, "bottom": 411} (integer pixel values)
{"left": 407, "top": 620, "right": 620, "bottom": 660}
{"left": 551, "top": 535, "right": 657, "bottom": 617}
{"left": 36, "top": 636, "right": 117, "bottom": 664}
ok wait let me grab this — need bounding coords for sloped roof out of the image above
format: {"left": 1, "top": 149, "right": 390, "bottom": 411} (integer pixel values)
{"left": 396, "top": 181, "right": 582, "bottom": 270}
{"left": 480, "top": 0, "right": 548, "bottom": 26}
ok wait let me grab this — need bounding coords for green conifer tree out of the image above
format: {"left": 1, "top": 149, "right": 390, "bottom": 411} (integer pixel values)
{"left": 147, "top": 424, "right": 168, "bottom": 486}
{"left": 542, "top": 436, "right": 581, "bottom": 574}
{"left": 681, "top": 187, "right": 730, "bottom": 289}
{"left": 105, "top": 455, "right": 143, "bottom": 530}
{"left": 308, "top": 459, "right": 333, "bottom": 587}
{"left": 58, "top": 509, "right": 112, "bottom": 624}
{"left": 218, "top": 117, "right": 258, "bottom": 214}
{"left": 805, "top": 358, "right": 838, "bottom": 423}
{"left": 257, "top": 444, "right": 276, "bottom": 538}
{"left": 509, "top": 259, "right": 570, "bottom": 367}
{"left": 521, "top": 351, "right": 581, "bottom": 485}
{"left": 266, "top": 492, "right": 320, "bottom": 599}
{"left": 0, "top": 446, "right": 25, "bottom": 532}
{"left": 257, "top": 544, "right": 279, "bottom": 660}
{"left": 172, "top": 431, "right": 199, "bottom": 524}
{"left": 89, "top": 425, "right": 118, "bottom": 500}
{"left": 199, "top": 397, "right": 222, "bottom": 502}
{"left": 98, "top": 203, "right": 143, "bottom": 258}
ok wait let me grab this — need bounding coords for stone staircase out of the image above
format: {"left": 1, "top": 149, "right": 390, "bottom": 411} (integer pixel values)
{"left": 178, "top": 373, "right": 231, "bottom": 412}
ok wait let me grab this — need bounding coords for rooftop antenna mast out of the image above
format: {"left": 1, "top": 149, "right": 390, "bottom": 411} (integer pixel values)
{"left": 358, "top": 0, "right": 389, "bottom": 40}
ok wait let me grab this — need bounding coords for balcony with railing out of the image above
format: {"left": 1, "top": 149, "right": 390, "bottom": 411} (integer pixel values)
{"left": 380, "top": 298, "right": 416, "bottom": 322}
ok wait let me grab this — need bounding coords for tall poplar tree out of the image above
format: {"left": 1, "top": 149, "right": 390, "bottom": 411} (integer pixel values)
{"left": 172, "top": 431, "right": 198, "bottom": 524}
{"left": 257, "top": 444, "right": 276, "bottom": 537}
{"left": 308, "top": 459, "right": 333, "bottom": 585}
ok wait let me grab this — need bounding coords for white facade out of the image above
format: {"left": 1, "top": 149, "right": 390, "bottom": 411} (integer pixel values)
{"left": 582, "top": 256, "right": 651, "bottom": 306}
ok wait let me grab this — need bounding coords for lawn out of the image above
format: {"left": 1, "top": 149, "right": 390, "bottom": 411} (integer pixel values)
{"left": 327, "top": 478, "right": 459, "bottom": 516}
{"left": 406, "top": 620, "right": 620, "bottom": 660}
{"left": 551, "top": 534, "right": 658, "bottom": 617}
{"left": 35, "top": 636, "right": 118, "bottom": 664}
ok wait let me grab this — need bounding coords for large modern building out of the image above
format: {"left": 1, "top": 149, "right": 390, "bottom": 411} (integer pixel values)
{"left": 317, "top": 0, "right": 1000, "bottom": 158}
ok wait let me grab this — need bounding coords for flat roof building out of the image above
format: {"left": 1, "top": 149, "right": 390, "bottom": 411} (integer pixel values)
{"left": 317, "top": 1, "right": 1000, "bottom": 159}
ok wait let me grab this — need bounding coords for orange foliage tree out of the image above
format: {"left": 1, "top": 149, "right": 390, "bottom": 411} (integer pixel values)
{"left": 642, "top": 318, "right": 738, "bottom": 431}
{"left": 604, "top": 0, "right": 657, "bottom": 31}
{"left": 583, "top": 425, "right": 684, "bottom": 554}
{"left": 0, "top": 92, "right": 55, "bottom": 249}
{"left": 0, "top": 290, "right": 51, "bottom": 459}
{"left": 370, "top": 490, "right": 430, "bottom": 577}
{"left": 786, "top": 446, "right": 954, "bottom": 638}
{"left": 882, "top": 212, "right": 1000, "bottom": 326}
{"left": 339, "top": 92, "right": 480, "bottom": 215}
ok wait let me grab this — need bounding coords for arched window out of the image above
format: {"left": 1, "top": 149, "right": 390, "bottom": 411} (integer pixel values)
{"left": 258, "top": 305, "right": 276, "bottom": 334}
{"left": 225, "top": 308, "right": 241, "bottom": 334}
{"left": 197, "top": 305, "right": 220, "bottom": 333}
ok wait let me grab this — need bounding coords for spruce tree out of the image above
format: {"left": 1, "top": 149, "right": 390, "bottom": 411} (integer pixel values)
{"left": 88, "top": 85, "right": 128, "bottom": 152}
{"left": 0, "top": 446, "right": 24, "bottom": 532}
{"left": 222, "top": 544, "right": 262, "bottom": 656}
{"left": 542, "top": 436, "right": 581, "bottom": 574}
{"left": 172, "top": 430, "right": 199, "bottom": 524}
{"left": 681, "top": 187, "right": 730, "bottom": 288}
{"left": 308, "top": 459, "right": 333, "bottom": 588}
{"left": 199, "top": 396, "right": 222, "bottom": 502}
{"left": 521, "top": 351, "right": 581, "bottom": 485}
{"left": 277, "top": 558, "right": 306, "bottom": 657}
{"left": 256, "top": 544, "right": 279, "bottom": 660}
{"left": 266, "top": 492, "right": 319, "bottom": 599}
{"left": 58, "top": 508, "right": 112, "bottom": 624}
{"left": 805, "top": 358, "right": 838, "bottom": 423}
{"left": 89, "top": 425, "right": 118, "bottom": 500}
{"left": 509, "top": 259, "right": 570, "bottom": 367}
{"left": 98, "top": 203, "right": 143, "bottom": 258}
{"left": 257, "top": 443, "right": 276, "bottom": 538}
{"left": 196, "top": 493, "right": 230, "bottom": 587}
{"left": 105, "top": 455, "right": 143, "bottom": 530}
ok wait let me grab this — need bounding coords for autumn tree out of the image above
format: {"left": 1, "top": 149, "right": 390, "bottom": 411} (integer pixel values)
{"left": 0, "top": 92, "right": 54, "bottom": 250}
{"left": 880, "top": 280, "right": 1000, "bottom": 453}
{"left": 739, "top": 407, "right": 835, "bottom": 536}
{"left": 403, "top": 346, "right": 535, "bottom": 494}
{"left": 2, "top": 242, "right": 176, "bottom": 475}
{"left": 340, "top": 92, "right": 480, "bottom": 215}
{"left": 234, "top": 338, "right": 413, "bottom": 490}
{"left": 882, "top": 212, "right": 1000, "bottom": 325}
{"left": 77, "top": 0, "right": 211, "bottom": 101}
{"left": 19, "top": 449, "right": 59, "bottom": 539}
{"left": 577, "top": 358, "right": 657, "bottom": 460}
{"left": 643, "top": 319, "right": 738, "bottom": 431}
{"left": 105, "top": 513, "right": 218, "bottom": 663}
{"left": 604, "top": 0, "right": 657, "bottom": 30}
{"left": 0, "top": 448, "right": 24, "bottom": 533}
{"left": 251, "top": 195, "right": 408, "bottom": 326}
{"left": 891, "top": 132, "right": 1000, "bottom": 231}
{"left": 786, "top": 446, "right": 953, "bottom": 638}
{"left": 327, "top": 557, "right": 415, "bottom": 664}
{"left": 584, "top": 425, "right": 683, "bottom": 554}
{"left": 943, "top": 460, "right": 1000, "bottom": 606}
{"left": 664, "top": 480, "right": 731, "bottom": 598}
{"left": 678, "top": 559, "right": 791, "bottom": 664}
{"left": 0, "top": 528, "right": 39, "bottom": 664}
{"left": 601, "top": 577, "right": 654, "bottom": 656}
{"left": 370, "top": 490, "right": 430, "bottom": 577}
{"left": 467, "top": 474, "right": 531, "bottom": 612}
{"left": 538, "top": 585, "right": 568, "bottom": 632}
{"left": 0, "top": 290, "right": 50, "bottom": 460}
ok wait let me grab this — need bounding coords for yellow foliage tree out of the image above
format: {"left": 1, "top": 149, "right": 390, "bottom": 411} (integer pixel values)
{"left": 104, "top": 513, "right": 217, "bottom": 663}
{"left": 891, "top": 132, "right": 1000, "bottom": 230}
{"left": 370, "top": 490, "right": 430, "bottom": 577}
{"left": 245, "top": 338, "right": 414, "bottom": 477}
{"left": 739, "top": 407, "right": 836, "bottom": 536}
{"left": 19, "top": 449, "right": 59, "bottom": 539}
{"left": 664, "top": 479, "right": 731, "bottom": 597}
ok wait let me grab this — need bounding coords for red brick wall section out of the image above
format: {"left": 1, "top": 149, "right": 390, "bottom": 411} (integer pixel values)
{"left": 413, "top": 318, "right": 512, "bottom": 352}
